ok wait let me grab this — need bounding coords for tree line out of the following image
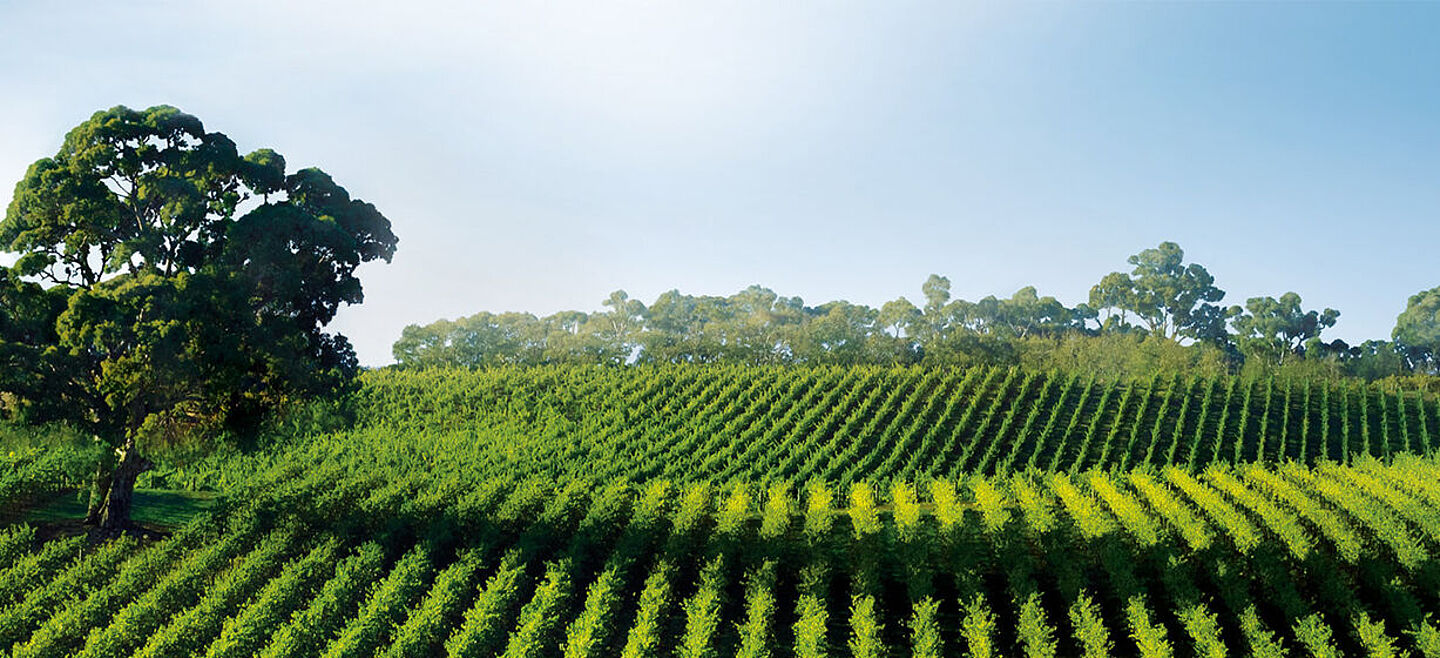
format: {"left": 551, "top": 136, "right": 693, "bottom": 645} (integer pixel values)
{"left": 394, "top": 242, "right": 1440, "bottom": 383}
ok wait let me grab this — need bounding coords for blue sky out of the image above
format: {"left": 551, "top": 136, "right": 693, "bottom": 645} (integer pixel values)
{"left": 2, "top": 2, "right": 1437, "bottom": 365}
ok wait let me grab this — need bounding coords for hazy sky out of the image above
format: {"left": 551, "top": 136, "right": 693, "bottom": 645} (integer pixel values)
{"left": 2, "top": 2, "right": 1437, "bottom": 365}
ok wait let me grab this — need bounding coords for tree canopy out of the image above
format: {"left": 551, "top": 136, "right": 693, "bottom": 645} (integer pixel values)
{"left": 1394, "top": 286, "right": 1440, "bottom": 372}
{"left": 1087, "top": 241, "right": 1231, "bottom": 342}
{"left": 0, "top": 105, "right": 397, "bottom": 531}
{"left": 1230, "top": 292, "right": 1339, "bottom": 364}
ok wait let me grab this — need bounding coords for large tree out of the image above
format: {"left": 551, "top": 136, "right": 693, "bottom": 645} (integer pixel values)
{"left": 1393, "top": 286, "right": 1440, "bottom": 372}
{"left": 919, "top": 273, "right": 952, "bottom": 342}
{"left": 597, "top": 289, "right": 648, "bottom": 361}
{"left": 1229, "top": 292, "right": 1339, "bottom": 364}
{"left": 1089, "top": 241, "right": 1232, "bottom": 343}
{"left": 0, "top": 105, "right": 397, "bottom": 533}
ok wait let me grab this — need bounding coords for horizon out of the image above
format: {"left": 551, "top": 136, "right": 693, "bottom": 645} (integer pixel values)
{"left": 2, "top": 2, "right": 1437, "bottom": 365}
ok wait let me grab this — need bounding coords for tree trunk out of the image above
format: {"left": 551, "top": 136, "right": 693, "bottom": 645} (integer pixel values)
{"left": 83, "top": 460, "right": 112, "bottom": 525}
{"left": 97, "top": 438, "right": 152, "bottom": 535}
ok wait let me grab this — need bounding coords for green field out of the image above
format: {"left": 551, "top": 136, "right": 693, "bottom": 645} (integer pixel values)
{"left": 354, "top": 365, "right": 1440, "bottom": 480}
{"left": 5, "top": 365, "right": 1440, "bottom": 657}
{"left": 14, "top": 490, "right": 215, "bottom": 531}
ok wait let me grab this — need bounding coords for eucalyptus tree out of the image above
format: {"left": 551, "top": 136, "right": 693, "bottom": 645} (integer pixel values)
{"left": 961, "top": 286, "right": 1086, "bottom": 339}
{"left": 1089, "top": 242, "right": 1232, "bottom": 343}
{"left": 919, "top": 273, "right": 953, "bottom": 342}
{"left": 1393, "top": 286, "right": 1440, "bottom": 372}
{"left": 599, "top": 289, "right": 647, "bottom": 359}
{"left": 792, "top": 300, "right": 879, "bottom": 364}
{"left": 0, "top": 105, "right": 398, "bottom": 532}
{"left": 877, "top": 297, "right": 921, "bottom": 339}
{"left": 1229, "top": 292, "right": 1339, "bottom": 364}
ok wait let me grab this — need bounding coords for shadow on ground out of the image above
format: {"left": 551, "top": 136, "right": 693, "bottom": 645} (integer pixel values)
{"left": 5, "top": 488, "right": 217, "bottom": 540}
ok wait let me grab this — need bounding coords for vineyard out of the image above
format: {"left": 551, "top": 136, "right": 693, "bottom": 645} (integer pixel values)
{"left": 5, "top": 364, "right": 1440, "bottom": 656}
{"left": 351, "top": 365, "right": 1440, "bottom": 481}
{"left": 7, "top": 453, "right": 1440, "bottom": 656}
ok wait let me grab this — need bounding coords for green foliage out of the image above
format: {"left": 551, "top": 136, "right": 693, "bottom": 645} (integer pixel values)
{"left": 758, "top": 482, "right": 791, "bottom": 540}
{"left": 846, "top": 594, "right": 884, "bottom": 658}
{"left": 1237, "top": 605, "right": 1288, "bottom": 658}
{"left": 256, "top": 542, "right": 387, "bottom": 658}
{"left": 847, "top": 481, "right": 881, "bottom": 539}
{"left": 206, "top": 539, "right": 344, "bottom": 658}
{"left": 0, "top": 536, "right": 86, "bottom": 608}
{"left": 382, "top": 548, "right": 487, "bottom": 658}
{"left": 501, "top": 560, "right": 574, "bottom": 658}
{"left": 1126, "top": 596, "right": 1174, "bottom": 658}
{"left": 803, "top": 481, "right": 835, "bottom": 540}
{"left": 1068, "top": 591, "right": 1112, "bottom": 658}
{"left": 960, "top": 594, "right": 997, "bottom": 658}
{"left": 396, "top": 241, "right": 1351, "bottom": 374}
{"left": 13, "top": 520, "right": 210, "bottom": 658}
{"left": 1093, "top": 241, "right": 1233, "bottom": 342}
{"left": 734, "top": 562, "right": 778, "bottom": 658}
{"left": 72, "top": 521, "right": 261, "bottom": 658}
{"left": 0, "top": 535, "right": 138, "bottom": 650}
{"left": 927, "top": 479, "right": 963, "bottom": 535}
{"left": 321, "top": 544, "right": 434, "bottom": 658}
{"left": 134, "top": 528, "right": 299, "bottom": 658}
{"left": 1353, "top": 611, "right": 1403, "bottom": 658}
{"left": 445, "top": 550, "right": 529, "bottom": 658}
{"left": 714, "top": 485, "right": 751, "bottom": 539}
{"left": 1292, "top": 613, "right": 1342, "bottom": 658}
{"left": 1301, "top": 463, "right": 1428, "bottom": 570}
{"left": 1410, "top": 617, "right": 1440, "bottom": 658}
{"left": 1178, "top": 604, "right": 1226, "bottom": 658}
{"left": 621, "top": 561, "right": 675, "bottom": 658}
{"left": 1024, "top": 332, "right": 1231, "bottom": 382}
{"left": 1129, "top": 473, "right": 1211, "bottom": 551}
{"left": 890, "top": 480, "right": 922, "bottom": 542}
{"left": 10, "top": 360, "right": 1440, "bottom": 658}
{"left": 1016, "top": 592, "right": 1058, "bottom": 658}
{"left": 1050, "top": 473, "right": 1116, "bottom": 540}
{"left": 1088, "top": 472, "right": 1160, "bottom": 547}
{"left": 1231, "top": 292, "right": 1339, "bottom": 365}
{"left": 1205, "top": 469, "right": 1313, "bottom": 561}
{"left": 1167, "top": 469, "right": 1260, "bottom": 554}
{"left": 677, "top": 557, "right": 727, "bottom": 658}
{"left": 0, "top": 524, "right": 36, "bottom": 564}
{"left": 1010, "top": 475, "right": 1057, "bottom": 536}
{"left": 560, "top": 564, "right": 623, "bottom": 658}
{"left": 1242, "top": 465, "right": 1362, "bottom": 563}
{"left": 1395, "top": 286, "right": 1440, "bottom": 371}
{"left": 908, "top": 597, "right": 942, "bottom": 658}
{"left": 0, "top": 447, "right": 100, "bottom": 509}
{"left": 792, "top": 593, "right": 830, "bottom": 658}
{"left": 972, "top": 476, "right": 1011, "bottom": 536}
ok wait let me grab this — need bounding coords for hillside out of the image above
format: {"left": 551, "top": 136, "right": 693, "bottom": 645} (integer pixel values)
{"left": 6, "top": 448, "right": 1440, "bottom": 656}
{"left": 5, "top": 363, "right": 1440, "bottom": 657}
{"left": 355, "top": 365, "right": 1440, "bottom": 482}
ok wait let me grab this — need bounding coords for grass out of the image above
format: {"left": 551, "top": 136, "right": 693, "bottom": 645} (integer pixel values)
{"left": 21, "top": 488, "right": 216, "bottom": 529}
